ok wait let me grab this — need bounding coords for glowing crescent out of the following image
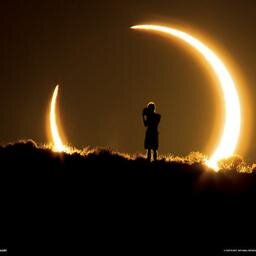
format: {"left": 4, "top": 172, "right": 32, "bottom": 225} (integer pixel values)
{"left": 50, "top": 85, "right": 67, "bottom": 152}
{"left": 131, "top": 24, "right": 241, "bottom": 170}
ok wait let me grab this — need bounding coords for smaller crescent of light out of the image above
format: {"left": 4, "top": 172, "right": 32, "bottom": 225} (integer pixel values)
{"left": 131, "top": 24, "right": 241, "bottom": 170}
{"left": 50, "top": 85, "right": 67, "bottom": 152}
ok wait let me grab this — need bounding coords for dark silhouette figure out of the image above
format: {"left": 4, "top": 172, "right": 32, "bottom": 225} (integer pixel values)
{"left": 142, "top": 102, "right": 161, "bottom": 161}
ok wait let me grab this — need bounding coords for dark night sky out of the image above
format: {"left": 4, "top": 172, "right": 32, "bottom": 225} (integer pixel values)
{"left": 0, "top": 0, "right": 255, "bottom": 162}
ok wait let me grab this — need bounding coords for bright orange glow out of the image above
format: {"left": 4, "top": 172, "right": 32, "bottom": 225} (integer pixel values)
{"left": 131, "top": 24, "right": 241, "bottom": 170}
{"left": 50, "top": 85, "right": 68, "bottom": 152}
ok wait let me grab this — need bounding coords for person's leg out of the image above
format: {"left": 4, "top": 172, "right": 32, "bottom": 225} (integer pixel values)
{"left": 147, "top": 149, "right": 151, "bottom": 161}
{"left": 153, "top": 149, "right": 157, "bottom": 161}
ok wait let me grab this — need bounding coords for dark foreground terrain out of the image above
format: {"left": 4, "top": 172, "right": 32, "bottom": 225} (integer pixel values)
{"left": 1, "top": 140, "right": 256, "bottom": 255}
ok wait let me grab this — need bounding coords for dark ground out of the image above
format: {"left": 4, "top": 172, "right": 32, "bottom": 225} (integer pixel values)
{"left": 0, "top": 140, "right": 256, "bottom": 255}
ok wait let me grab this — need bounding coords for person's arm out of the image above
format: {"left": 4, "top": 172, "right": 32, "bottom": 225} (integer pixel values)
{"left": 156, "top": 114, "right": 161, "bottom": 126}
{"left": 143, "top": 115, "right": 147, "bottom": 127}
{"left": 142, "top": 108, "right": 148, "bottom": 127}
{"left": 158, "top": 114, "right": 161, "bottom": 123}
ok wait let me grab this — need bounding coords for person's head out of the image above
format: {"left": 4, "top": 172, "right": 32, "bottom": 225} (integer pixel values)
{"left": 147, "top": 102, "right": 156, "bottom": 113}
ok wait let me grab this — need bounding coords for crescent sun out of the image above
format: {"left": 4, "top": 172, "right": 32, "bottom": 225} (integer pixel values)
{"left": 50, "top": 85, "right": 67, "bottom": 152}
{"left": 131, "top": 24, "right": 241, "bottom": 170}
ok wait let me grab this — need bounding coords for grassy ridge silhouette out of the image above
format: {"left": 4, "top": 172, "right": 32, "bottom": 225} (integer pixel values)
{"left": 2, "top": 140, "right": 256, "bottom": 255}
{"left": 1, "top": 139, "right": 255, "bottom": 174}
{"left": 1, "top": 139, "right": 256, "bottom": 196}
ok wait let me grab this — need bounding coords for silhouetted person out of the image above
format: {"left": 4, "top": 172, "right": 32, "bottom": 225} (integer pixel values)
{"left": 142, "top": 102, "right": 161, "bottom": 161}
